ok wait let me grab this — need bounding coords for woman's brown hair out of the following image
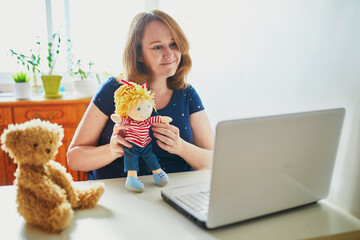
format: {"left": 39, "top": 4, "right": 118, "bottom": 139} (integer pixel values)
{"left": 119, "top": 10, "right": 192, "bottom": 90}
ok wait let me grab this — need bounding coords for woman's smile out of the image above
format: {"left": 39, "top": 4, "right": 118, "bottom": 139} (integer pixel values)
{"left": 161, "top": 60, "right": 175, "bottom": 65}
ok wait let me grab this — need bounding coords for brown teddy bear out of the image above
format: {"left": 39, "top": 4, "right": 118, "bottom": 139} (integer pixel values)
{"left": 0, "top": 119, "right": 104, "bottom": 233}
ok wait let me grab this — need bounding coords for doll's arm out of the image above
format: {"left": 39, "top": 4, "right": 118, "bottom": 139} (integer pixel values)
{"left": 111, "top": 114, "right": 122, "bottom": 124}
{"left": 160, "top": 116, "right": 172, "bottom": 124}
{"left": 149, "top": 116, "right": 172, "bottom": 124}
{"left": 111, "top": 114, "right": 131, "bottom": 125}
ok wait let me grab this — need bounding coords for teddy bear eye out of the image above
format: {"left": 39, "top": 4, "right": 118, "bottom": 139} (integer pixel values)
{"left": 33, "top": 143, "right": 38, "bottom": 148}
{"left": 49, "top": 140, "right": 52, "bottom": 144}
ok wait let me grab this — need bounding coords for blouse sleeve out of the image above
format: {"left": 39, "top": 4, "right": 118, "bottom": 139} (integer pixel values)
{"left": 187, "top": 85, "right": 205, "bottom": 114}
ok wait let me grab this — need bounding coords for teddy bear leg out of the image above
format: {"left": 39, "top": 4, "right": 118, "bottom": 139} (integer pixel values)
{"left": 75, "top": 182, "right": 105, "bottom": 209}
{"left": 17, "top": 193, "right": 74, "bottom": 233}
{"left": 46, "top": 202, "right": 74, "bottom": 232}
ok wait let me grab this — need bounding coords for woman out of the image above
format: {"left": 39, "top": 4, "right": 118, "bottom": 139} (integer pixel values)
{"left": 67, "top": 10, "right": 214, "bottom": 180}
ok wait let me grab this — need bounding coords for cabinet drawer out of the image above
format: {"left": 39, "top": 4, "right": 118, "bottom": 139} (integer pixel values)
{"left": 13, "top": 105, "right": 82, "bottom": 125}
{"left": 0, "top": 107, "right": 12, "bottom": 126}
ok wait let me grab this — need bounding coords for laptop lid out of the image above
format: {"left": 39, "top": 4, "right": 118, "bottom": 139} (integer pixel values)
{"left": 206, "top": 108, "right": 345, "bottom": 228}
{"left": 161, "top": 108, "right": 345, "bottom": 229}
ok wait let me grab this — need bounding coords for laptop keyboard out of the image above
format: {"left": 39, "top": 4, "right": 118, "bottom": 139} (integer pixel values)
{"left": 175, "top": 190, "right": 210, "bottom": 215}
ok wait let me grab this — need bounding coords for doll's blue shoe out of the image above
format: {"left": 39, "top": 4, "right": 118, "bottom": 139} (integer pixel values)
{"left": 153, "top": 170, "right": 169, "bottom": 187}
{"left": 125, "top": 176, "right": 144, "bottom": 192}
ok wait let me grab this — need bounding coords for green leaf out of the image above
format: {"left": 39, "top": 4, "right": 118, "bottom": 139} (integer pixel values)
{"left": 13, "top": 71, "right": 30, "bottom": 83}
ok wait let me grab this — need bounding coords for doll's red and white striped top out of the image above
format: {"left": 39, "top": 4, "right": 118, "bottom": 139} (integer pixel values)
{"left": 119, "top": 116, "right": 161, "bottom": 147}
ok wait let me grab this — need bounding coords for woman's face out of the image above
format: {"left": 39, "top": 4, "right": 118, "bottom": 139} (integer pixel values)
{"left": 140, "top": 20, "right": 181, "bottom": 81}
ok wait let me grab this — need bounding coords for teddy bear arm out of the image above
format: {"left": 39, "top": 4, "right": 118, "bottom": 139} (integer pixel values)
{"left": 17, "top": 170, "right": 68, "bottom": 205}
{"left": 46, "top": 160, "right": 80, "bottom": 208}
{"left": 46, "top": 161, "right": 105, "bottom": 209}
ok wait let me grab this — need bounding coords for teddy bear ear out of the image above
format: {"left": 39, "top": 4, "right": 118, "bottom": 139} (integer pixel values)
{"left": 56, "top": 130, "right": 62, "bottom": 140}
{"left": 1, "top": 129, "right": 20, "bottom": 154}
{"left": 54, "top": 125, "right": 64, "bottom": 142}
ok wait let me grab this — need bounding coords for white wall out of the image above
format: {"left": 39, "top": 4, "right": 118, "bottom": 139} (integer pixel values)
{"left": 161, "top": 0, "right": 360, "bottom": 218}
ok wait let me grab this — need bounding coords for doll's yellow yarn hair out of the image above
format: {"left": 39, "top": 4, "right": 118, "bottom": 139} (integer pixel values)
{"left": 114, "top": 81, "right": 155, "bottom": 118}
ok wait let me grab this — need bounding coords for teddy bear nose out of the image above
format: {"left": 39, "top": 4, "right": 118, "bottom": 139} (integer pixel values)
{"left": 46, "top": 149, "right": 51, "bottom": 154}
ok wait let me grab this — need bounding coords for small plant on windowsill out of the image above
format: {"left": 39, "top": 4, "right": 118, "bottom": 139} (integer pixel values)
{"left": 13, "top": 72, "right": 30, "bottom": 83}
{"left": 12, "top": 72, "right": 31, "bottom": 100}
{"left": 10, "top": 39, "right": 41, "bottom": 92}
{"left": 41, "top": 32, "right": 63, "bottom": 98}
{"left": 46, "top": 32, "right": 61, "bottom": 75}
{"left": 69, "top": 57, "right": 99, "bottom": 98}
{"left": 67, "top": 39, "right": 97, "bottom": 81}
{"left": 70, "top": 59, "right": 94, "bottom": 80}
{"left": 67, "top": 38, "right": 100, "bottom": 98}
{"left": 70, "top": 59, "right": 100, "bottom": 98}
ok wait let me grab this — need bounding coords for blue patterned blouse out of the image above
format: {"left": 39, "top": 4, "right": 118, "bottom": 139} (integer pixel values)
{"left": 88, "top": 77, "right": 205, "bottom": 180}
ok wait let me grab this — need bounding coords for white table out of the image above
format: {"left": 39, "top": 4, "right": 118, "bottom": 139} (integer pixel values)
{"left": 0, "top": 170, "right": 359, "bottom": 240}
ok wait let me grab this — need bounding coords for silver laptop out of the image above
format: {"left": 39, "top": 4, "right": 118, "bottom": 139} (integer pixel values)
{"left": 161, "top": 108, "right": 345, "bottom": 229}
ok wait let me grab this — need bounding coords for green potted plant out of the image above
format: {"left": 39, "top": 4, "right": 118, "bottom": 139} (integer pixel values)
{"left": 10, "top": 39, "right": 42, "bottom": 93}
{"left": 70, "top": 59, "right": 99, "bottom": 98}
{"left": 41, "top": 32, "right": 63, "bottom": 98}
{"left": 12, "top": 72, "right": 31, "bottom": 100}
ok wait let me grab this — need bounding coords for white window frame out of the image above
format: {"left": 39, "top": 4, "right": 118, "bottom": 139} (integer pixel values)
{"left": 0, "top": 0, "right": 159, "bottom": 86}
{"left": 45, "top": 0, "right": 159, "bottom": 73}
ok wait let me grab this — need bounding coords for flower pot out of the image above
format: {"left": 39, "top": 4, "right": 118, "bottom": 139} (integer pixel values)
{"left": 13, "top": 82, "right": 31, "bottom": 100}
{"left": 73, "top": 79, "right": 99, "bottom": 98}
{"left": 32, "top": 73, "right": 43, "bottom": 94}
{"left": 41, "top": 75, "right": 62, "bottom": 98}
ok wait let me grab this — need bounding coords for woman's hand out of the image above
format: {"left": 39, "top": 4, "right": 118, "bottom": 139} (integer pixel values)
{"left": 110, "top": 124, "right": 132, "bottom": 158}
{"left": 152, "top": 122, "right": 184, "bottom": 155}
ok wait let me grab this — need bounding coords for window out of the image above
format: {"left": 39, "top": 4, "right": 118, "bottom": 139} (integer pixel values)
{"left": 0, "top": 0, "right": 146, "bottom": 84}
{"left": 67, "top": 0, "right": 145, "bottom": 75}
{"left": 0, "top": 0, "right": 47, "bottom": 74}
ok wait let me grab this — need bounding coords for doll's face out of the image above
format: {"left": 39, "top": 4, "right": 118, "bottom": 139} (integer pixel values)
{"left": 128, "top": 99, "right": 153, "bottom": 122}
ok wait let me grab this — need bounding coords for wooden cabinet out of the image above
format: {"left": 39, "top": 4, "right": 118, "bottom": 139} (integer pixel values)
{"left": 0, "top": 107, "right": 13, "bottom": 185}
{"left": 0, "top": 96, "right": 90, "bottom": 185}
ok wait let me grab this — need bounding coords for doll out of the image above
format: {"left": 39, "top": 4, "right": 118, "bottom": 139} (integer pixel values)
{"left": 111, "top": 79, "right": 172, "bottom": 192}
